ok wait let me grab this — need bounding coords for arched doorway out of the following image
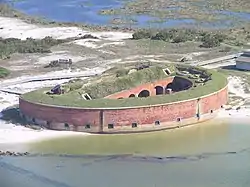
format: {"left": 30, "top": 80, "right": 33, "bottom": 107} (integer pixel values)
{"left": 129, "top": 94, "right": 136, "bottom": 98}
{"left": 155, "top": 86, "right": 164, "bottom": 95}
{"left": 138, "top": 90, "right": 150, "bottom": 97}
{"left": 165, "top": 83, "right": 173, "bottom": 93}
{"left": 166, "top": 83, "right": 173, "bottom": 89}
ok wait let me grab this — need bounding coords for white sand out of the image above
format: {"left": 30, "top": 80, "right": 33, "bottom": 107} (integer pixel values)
{"left": 217, "top": 76, "right": 250, "bottom": 119}
{"left": 0, "top": 68, "right": 108, "bottom": 145}
{"left": 0, "top": 17, "right": 132, "bottom": 41}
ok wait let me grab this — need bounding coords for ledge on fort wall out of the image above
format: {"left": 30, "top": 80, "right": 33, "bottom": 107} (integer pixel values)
{"left": 20, "top": 67, "right": 228, "bottom": 109}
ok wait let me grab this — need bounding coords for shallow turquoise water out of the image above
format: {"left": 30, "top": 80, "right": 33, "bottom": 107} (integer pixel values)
{"left": 1, "top": 120, "right": 250, "bottom": 187}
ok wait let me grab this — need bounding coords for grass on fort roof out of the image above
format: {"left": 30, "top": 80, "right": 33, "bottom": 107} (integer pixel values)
{"left": 21, "top": 65, "right": 227, "bottom": 108}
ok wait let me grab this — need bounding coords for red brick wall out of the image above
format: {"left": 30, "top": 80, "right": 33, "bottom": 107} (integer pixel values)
{"left": 106, "top": 77, "right": 174, "bottom": 99}
{"left": 201, "top": 86, "right": 228, "bottom": 114}
{"left": 19, "top": 99, "right": 101, "bottom": 127}
{"left": 19, "top": 85, "right": 228, "bottom": 133}
{"left": 103, "top": 100, "right": 197, "bottom": 126}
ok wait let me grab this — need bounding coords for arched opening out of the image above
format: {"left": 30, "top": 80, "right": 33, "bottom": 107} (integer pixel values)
{"left": 118, "top": 97, "right": 123, "bottom": 99}
{"left": 165, "top": 83, "right": 173, "bottom": 94}
{"left": 64, "top": 123, "right": 69, "bottom": 130}
{"left": 129, "top": 94, "right": 136, "bottom": 98}
{"left": 166, "top": 83, "right": 173, "bottom": 89}
{"left": 138, "top": 90, "right": 150, "bottom": 97}
{"left": 155, "top": 86, "right": 164, "bottom": 95}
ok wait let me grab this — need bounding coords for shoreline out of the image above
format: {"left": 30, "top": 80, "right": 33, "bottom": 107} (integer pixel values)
{"left": 1, "top": 3, "right": 249, "bottom": 33}
{"left": 0, "top": 4, "right": 249, "bottom": 149}
{"left": 0, "top": 4, "right": 136, "bottom": 33}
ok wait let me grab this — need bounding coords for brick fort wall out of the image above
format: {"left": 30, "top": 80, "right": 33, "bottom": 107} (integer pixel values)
{"left": 19, "top": 82, "right": 228, "bottom": 133}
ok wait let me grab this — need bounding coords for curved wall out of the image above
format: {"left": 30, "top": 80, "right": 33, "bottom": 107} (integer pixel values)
{"left": 105, "top": 76, "right": 192, "bottom": 99}
{"left": 19, "top": 85, "right": 228, "bottom": 133}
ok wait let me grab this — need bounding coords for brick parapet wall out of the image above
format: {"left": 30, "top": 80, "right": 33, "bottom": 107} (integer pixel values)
{"left": 19, "top": 84, "right": 228, "bottom": 133}
{"left": 105, "top": 77, "right": 174, "bottom": 99}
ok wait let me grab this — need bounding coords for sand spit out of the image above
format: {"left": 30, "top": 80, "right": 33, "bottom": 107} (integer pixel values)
{"left": 0, "top": 17, "right": 132, "bottom": 41}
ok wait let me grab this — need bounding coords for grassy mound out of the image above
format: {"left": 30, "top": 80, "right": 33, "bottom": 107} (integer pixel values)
{"left": 21, "top": 64, "right": 227, "bottom": 108}
{"left": 83, "top": 66, "right": 171, "bottom": 99}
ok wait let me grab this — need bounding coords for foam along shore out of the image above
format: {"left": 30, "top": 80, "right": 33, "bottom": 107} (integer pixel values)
{"left": 0, "top": 17, "right": 132, "bottom": 40}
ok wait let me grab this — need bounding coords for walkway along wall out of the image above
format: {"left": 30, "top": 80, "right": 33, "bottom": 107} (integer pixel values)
{"left": 19, "top": 85, "right": 228, "bottom": 133}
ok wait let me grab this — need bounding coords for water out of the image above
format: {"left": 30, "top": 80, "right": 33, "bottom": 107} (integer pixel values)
{"left": 1, "top": 120, "right": 250, "bottom": 187}
{"left": 3, "top": 0, "right": 250, "bottom": 28}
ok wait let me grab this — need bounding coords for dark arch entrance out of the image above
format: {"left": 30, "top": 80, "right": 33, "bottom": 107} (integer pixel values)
{"left": 165, "top": 83, "right": 173, "bottom": 94}
{"left": 138, "top": 90, "right": 150, "bottom": 97}
{"left": 166, "top": 83, "right": 173, "bottom": 89}
{"left": 129, "top": 94, "right": 136, "bottom": 98}
{"left": 155, "top": 86, "right": 164, "bottom": 95}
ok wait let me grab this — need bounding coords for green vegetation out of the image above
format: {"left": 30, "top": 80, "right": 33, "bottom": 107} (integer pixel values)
{"left": 83, "top": 66, "right": 170, "bottom": 99}
{"left": 21, "top": 64, "right": 228, "bottom": 108}
{"left": 0, "top": 67, "right": 10, "bottom": 78}
{"left": 132, "top": 29, "right": 230, "bottom": 48}
{"left": 0, "top": 35, "right": 99, "bottom": 59}
{"left": 0, "top": 37, "right": 66, "bottom": 59}
{"left": 98, "top": 0, "right": 250, "bottom": 25}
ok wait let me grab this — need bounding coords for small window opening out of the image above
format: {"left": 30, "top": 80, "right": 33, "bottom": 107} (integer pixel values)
{"left": 132, "top": 122, "right": 138, "bottom": 128}
{"left": 82, "top": 93, "right": 92, "bottom": 100}
{"left": 177, "top": 117, "right": 181, "bottom": 122}
{"left": 155, "top": 120, "right": 160, "bottom": 125}
{"left": 129, "top": 94, "right": 135, "bottom": 98}
{"left": 85, "top": 124, "right": 91, "bottom": 129}
{"left": 64, "top": 123, "right": 69, "bottom": 130}
{"left": 46, "top": 121, "right": 51, "bottom": 127}
{"left": 163, "top": 68, "right": 171, "bottom": 75}
{"left": 108, "top": 124, "right": 114, "bottom": 129}
{"left": 210, "top": 110, "right": 213, "bottom": 113}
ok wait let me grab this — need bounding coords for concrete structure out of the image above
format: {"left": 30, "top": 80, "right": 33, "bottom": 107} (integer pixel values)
{"left": 19, "top": 75, "right": 228, "bottom": 134}
{"left": 236, "top": 49, "right": 250, "bottom": 70}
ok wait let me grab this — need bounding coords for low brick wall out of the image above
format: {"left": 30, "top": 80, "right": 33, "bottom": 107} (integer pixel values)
{"left": 105, "top": 76, "right": 192, "bottom": 99}
{"left": 105, "top": 77, "right": 174, "bottom": 99}
{"left": 19, "top": 84, "right": 228, "bottom": 133}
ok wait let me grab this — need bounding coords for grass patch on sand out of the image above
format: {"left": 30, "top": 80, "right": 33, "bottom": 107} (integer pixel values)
{"left": 0, "top": 67, "right": 10, "bottom": 78}
{"left": 21, "top": 64, "right": 227, "bottom": 108}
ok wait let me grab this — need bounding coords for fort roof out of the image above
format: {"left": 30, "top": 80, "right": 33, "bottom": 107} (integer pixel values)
{"left": 20, "top": 64, "right": 228, "bottom": 109}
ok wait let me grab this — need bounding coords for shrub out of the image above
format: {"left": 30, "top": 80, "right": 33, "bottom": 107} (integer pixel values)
{"left": 200, "top": 34, "right": 221, "bottom": 48}
{"left": 0, "top": 36, "right": 82, "bottom": 59}
{"left": 132, "top": 30, "right": 153, "bottom": 39}
{"left": 115, "top": 69, "right": 129, "bottom": 77}
{"left": 172, "top": 35, "right": 188, "bottom": 43}
{"left": 0, "top": 67, "right": 10, "bottom": 78}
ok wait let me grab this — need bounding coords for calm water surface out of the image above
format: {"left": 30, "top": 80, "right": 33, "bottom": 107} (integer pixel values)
{"left": 1, "top": 120, "right": 250, "bottom": 187}
{"left": 3, "top": 0, "right": 250, "bottom": 28}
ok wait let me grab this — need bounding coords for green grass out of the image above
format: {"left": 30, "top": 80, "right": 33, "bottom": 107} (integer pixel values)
{"left": 0, "top": 67, "right": 10, "bottom": 78}
{"left": 83, "top": 66, "right": 171, "bottom": 99}
{"left": 21, "top": 65, "right": 227, "bottom": 109}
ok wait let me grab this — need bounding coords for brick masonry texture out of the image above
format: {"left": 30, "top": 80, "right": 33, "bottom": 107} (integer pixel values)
{"left": 19, "top": 80, "right": 228, "bottom": 133}
{"left": 106, "top": 77, "right": 174, "bottom": 98}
